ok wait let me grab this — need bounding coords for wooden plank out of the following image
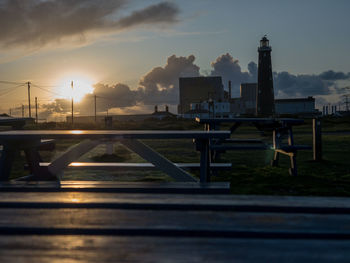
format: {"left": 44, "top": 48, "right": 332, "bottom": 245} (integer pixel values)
{"left": 36, "top": 162, "right": 232, "bottom": 171}
{"left": 120, "top": 139, "right": 197, "bottom": 183}
{"left": 1, "top": 208, "right": 350, "bottom": 235}
{"left": 196, "top": 117, "right": 304, "bottom": 125}
{"left": 2, "top": 192, "right": 350, "bottom": 212}
{"left": 211, "top": 145, "right": 268, "bottom": 150}
{"left": 0, "top": 130, "right": 230, "bottom": 141}
{"left": 1, "top": 236, "right": 349, "bottom": 263}
{"left": 0, "top": 181, "right": 230, "bottom": 194}
{"left": 222, "top": 138, "right": 264, "bottom": 144}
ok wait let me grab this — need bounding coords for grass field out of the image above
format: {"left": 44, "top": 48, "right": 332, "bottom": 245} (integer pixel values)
{"left": 6, "top": 116, "right": 350, "bottom": 196}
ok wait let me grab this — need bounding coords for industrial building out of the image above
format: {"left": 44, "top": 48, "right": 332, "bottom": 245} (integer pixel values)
{"left": 275, "top": 97, "right": 316, "bottom": 115}
{"left": 240, "top": 83, "right": 257, "bottom": 115}
{"left": 178, "top": 76, "right": 224, "bottom": 114}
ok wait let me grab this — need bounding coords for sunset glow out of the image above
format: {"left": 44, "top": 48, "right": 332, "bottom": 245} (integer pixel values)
{"left": 56, "top": 74, "right": 94, "bottom": 102}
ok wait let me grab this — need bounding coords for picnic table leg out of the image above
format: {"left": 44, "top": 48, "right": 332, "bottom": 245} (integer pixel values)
{"left": 47, "top": 139, "right": 101, "bottom": 178}
{"left": 0, "top": 144, "right": 16, "bottom": 181}
{"left": 287, "top": 127, "right": 298, "bottom": 176}
{"left": 271, "top": 151, "right": 280, "bottom": 167}
{"left": 195, "top": 139, "right": 211, "bottom": 183}
{"left": 23, "top": 148, "right": 57, "bottom": 181}
{"left": 120, "top": 139, "right": 197, "bottom": 182}
{"left": 289, "top": 152, "right": 298, "bottom": 176}
{"left": 271, "top": 129, "right": 281, "bottom": 166}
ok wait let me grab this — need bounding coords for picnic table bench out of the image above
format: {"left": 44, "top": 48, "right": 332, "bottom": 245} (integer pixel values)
{"left": 196, "top": 117, "right": 311, "bottom": 176}
{"left": 0, "top": 130, "right": 230, "bottom": 182}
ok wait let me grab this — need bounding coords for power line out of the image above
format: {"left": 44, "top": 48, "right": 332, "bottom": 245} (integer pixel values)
{"left": 31, "top": 83, "right": 66, "bottom": 97}
{"left": 0, "top": 84, "right": 25, "bottom": 97}
{"left": 0, "top": 80, "right": 26, "bottom": 86}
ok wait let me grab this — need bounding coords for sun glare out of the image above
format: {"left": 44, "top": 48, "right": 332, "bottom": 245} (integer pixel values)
{"left": 55, "top": 74, "right": 94, "bottom": 102}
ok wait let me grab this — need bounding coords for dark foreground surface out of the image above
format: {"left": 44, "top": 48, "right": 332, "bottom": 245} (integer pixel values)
{"left": 1, "top": 181, "right": 350, "bottom": 262}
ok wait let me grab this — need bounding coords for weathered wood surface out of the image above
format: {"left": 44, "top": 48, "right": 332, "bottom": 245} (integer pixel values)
{"left": 195, "top": 117, "right": 304, "bottom": 125}
{"left": 0, "top": 130, "right": 230, "bottom": 140}
{"left": 0, "top": 181, "right": 230, "bottom": 194}
{"left": 1, "top": 183, "right": 350, "bottom": 262}
{"left": 36, "top": 162, "right": 232, "bottom": 171}
{"left": 2, "top": 236, "right": 349, "bottom": 263}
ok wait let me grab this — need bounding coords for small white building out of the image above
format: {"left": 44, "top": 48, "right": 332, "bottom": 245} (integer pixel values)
{"left": 182, "top": 100, "right": 232, "bottom": 119}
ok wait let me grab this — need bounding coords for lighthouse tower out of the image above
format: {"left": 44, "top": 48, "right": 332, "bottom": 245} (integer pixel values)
{"left": 256, "top": 36, "right": 275, "bottom": 117}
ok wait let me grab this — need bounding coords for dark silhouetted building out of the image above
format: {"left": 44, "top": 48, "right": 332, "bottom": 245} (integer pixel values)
{"left": 178, "top": 76, "right": 224, "bottom": 114}
{"left": 240, "top": 83, "right": 257, "bottom": 115}
{"left": 256, "top": 36, "right": 275, "bottom": 117}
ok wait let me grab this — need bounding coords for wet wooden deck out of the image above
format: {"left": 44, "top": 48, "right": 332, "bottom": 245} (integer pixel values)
{"left": 1, "top": 181, "right": 350, "bottom": 262}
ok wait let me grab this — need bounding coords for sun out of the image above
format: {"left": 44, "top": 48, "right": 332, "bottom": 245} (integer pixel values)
{"left": 55, "top": 74, "right": 94, "bottom": 102}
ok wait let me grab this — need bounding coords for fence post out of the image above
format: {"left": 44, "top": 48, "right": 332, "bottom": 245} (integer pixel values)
{"left": 313, "top": 118, "right": 322, "bottom": 161}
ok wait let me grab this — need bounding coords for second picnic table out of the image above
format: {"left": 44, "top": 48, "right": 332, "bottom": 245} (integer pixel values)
{"left": 195, "top": 117, "right": 309, "bottom": 176}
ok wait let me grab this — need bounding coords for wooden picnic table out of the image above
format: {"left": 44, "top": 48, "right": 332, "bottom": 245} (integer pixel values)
{"left": 195, "top": 117, "right": 308, "bottom": 176}
{"left": 0, "top": 130, "right": 230, "bottom": 182}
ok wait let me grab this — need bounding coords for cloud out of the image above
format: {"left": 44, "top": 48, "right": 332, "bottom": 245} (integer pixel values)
{"left": 210, "top": 53, "right": 255, "bottom": 96}
{"left": 319, "top": 70, "right": 350, "bottom": 81}
{"left": 116, "top": 2, "right": 179, "bottom": 29}
{"left": 81, "top": 83, "right": 139, "bottom": 112}
{"left": 273, "top": 72, "right": 331, "bottom": 98}
{"left": 0, "top": 0, "right": 180, "bottom": 48}
{"left": 138, "top": 54, "right": 200, "bottom": 104}
{"left": 37, "top": 98, "right": 71, "bottom": 120}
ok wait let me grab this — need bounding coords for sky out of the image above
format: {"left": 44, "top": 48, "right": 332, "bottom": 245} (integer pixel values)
{"left": 0, "top": 0, "right": 349, "bottom": 120}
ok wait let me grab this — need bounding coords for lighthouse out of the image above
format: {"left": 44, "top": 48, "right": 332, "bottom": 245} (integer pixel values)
{"left": 256, "top": 35, "right": 275, "bottom": 117}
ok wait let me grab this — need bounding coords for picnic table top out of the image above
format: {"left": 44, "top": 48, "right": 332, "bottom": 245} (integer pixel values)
{"left": 1, "top": 182, "right": 350, "bottom": 262}
{"left": 195, "top": 117, "right": 304, "bottom": 125}
{"left": 0, "top": 129, "right": 231, "bottom": 140}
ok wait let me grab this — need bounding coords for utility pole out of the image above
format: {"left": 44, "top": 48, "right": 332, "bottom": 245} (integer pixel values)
{"left": 94, "top": 94, "right": 97, "bottom": 123}
{"left": 35, "top": 97, "right": 38, "bottom": 124}
{"left": 71, "top": 81, "right": 74, "bottom": 124}
{"left": 344, "top": 95, "right": 349, "bottom": 112}
{"left": 21, "top": 104, "right": 24, "bottom": 117}
{"left": 27, "top": 81, "right": 31, "bottom": 118}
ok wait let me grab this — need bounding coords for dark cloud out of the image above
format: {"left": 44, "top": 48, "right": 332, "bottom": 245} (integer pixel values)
{"left": 0, "top": 0, "right": 180, "bottom": 47}
{"left": 82, "top": 83, "right": 139, "bottom": 112}
{"left": 116, "top": 2, "right": 179, "bottom": 28}
{"left": 273, "top": 72, "right": 331, "bottom": 98}
{"left": 138, "top": 54, "right": 200, "bottom": 104}
{"left": 319, "top": 70, "right": 350, "bottom": 81}
{"left": 247, "top": 61, "right": 258, "bottom": 81}
{"left": 210, "top": 53, "right": 255, "bottom": 96}
{"left": 208, "top": 53, "right": 348, "bottom": 100}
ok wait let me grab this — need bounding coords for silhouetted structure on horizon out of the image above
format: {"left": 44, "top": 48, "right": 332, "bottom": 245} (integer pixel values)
{"left": 256, "top": 36, "right": 275, "bottom": 117}
{"left": 178, "top": 76, "right": 224, "bottom": 114}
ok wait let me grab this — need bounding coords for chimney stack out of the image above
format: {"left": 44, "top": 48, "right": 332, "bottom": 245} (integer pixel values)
{"left": 228, "top": 80, "right": 232, "bottom": 99}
